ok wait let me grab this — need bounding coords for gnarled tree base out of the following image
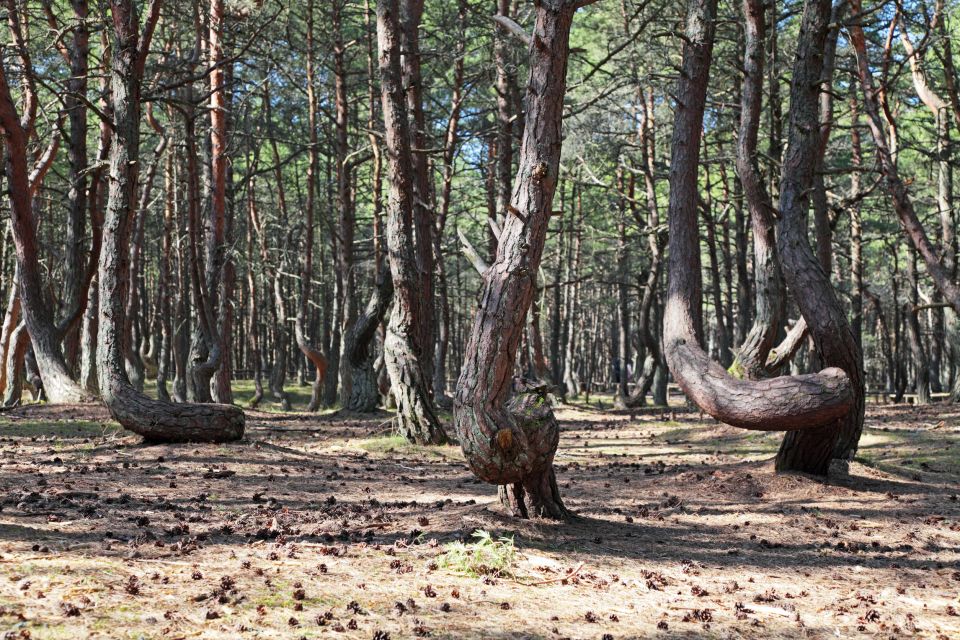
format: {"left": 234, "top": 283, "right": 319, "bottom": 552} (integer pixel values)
{"left": 457, "top": 386, "right": 569, "bottom": 520}
{"left": 498, "top": 465, "right": 570, "bottom": 520}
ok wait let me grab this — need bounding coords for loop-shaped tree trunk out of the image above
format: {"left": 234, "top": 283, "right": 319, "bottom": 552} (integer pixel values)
{"left": 663, "top": 0, "right": 860, "bottom": 476}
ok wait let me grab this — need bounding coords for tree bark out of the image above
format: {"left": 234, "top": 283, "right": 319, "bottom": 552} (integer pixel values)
{"left": 454, "top": 0, "right": 584, "bottom": 520}
{"left": 377, "top": 0, "right": 447, "bottom": 445}
{"left": 775, "top": 0, "right": 863, "bottom": 468}
{"left": 344, "top": 270, "right": 393, "bottom": 412}
{"left": 57, "top": 0, "right": 90, "bottom": 373}
{"left": 729, "top": 0, "right": 785, "bottom": 381}
{"left": 0, "top": 26, "right": 89, "bottom": 403}
{"left": 97, "top": 0, "right": 243, "bottom": 443}
{"left": 663, "top": 0, "right": 857, "bottom": 475}
{"left": 400, "top": 0, "right": 436, "bottom": 391}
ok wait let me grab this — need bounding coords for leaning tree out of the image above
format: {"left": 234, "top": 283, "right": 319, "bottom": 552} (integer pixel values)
{"left": 453, "top": 0, "right": 600, "bottom": 520}
{"left": 0, "top": 12, "right": 90, "bottom": 404}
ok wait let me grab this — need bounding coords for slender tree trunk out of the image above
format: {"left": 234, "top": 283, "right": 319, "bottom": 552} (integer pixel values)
{"left": 432, "top": 0, "right": 467, "bottom": 403}
{"left": 849, "top": 0, "right": 960, "bottom": 320}
{"left": 0, "top": 269, "right": 20, "bottom": 399}
{"left": 492, "top": 0, "right": 515, "bottom": 243}
{"left": 907, "top": 254, "right": 931, "bottom": 404}
{"left": 96, "top": 0, "right": 243, "bottom": 442}
{"left": 60, "top": 0, "right": 90, "bottom": 373}
{"left": 729, "top": 0, "right": 785, "bottom": 380}
{"left": 376, "top": 0, "right": 447, "bottom": 444}
{"left": 400, "top": 0, "right": 436, "bottom": 391}
{"left": 849, "top": 87, "right": 864, "bottom": 350}
{"left": 3, "top": 321, "right": 28, "bottom": 407}
{"left": 298, "top": 0, "right": 331, "bottom": 411}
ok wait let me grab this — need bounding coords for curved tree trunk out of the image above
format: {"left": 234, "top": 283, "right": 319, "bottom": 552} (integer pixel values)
{"left": 729, "top": 0, "right": 785, "bottom": 380}
{"left": 376, "top": 0, "right": 447, "bottom": 445}
{"left": 454, "top": 0, "right": 583, "bottom": 520}
{"left": 97, "top": 0, "right": 243, "bottom": 443}
{"left": 663, "top": 0, "right": 858, "bottom": 475}
{"left": 0, "top": 53, "right": 89, "bottom": 404}
{"left": 3, "top": 322, "right": 29, "bottom": 407}
{"left": 344, "top": 271, "right": 393, "bottom": 412}
{"left": 774, "top": 0, "right": 863, "bottom": 469}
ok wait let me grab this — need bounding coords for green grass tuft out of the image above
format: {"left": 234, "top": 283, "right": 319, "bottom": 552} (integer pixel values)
{"left": 438, "top": 530, "right": 518, "bottom": 578}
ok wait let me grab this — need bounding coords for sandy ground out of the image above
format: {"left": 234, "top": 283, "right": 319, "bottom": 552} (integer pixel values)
{"left": 0, "top": 399, "right": 957, "bottom": 639}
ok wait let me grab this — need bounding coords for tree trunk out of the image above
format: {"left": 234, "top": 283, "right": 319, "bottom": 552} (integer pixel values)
{"left": 663, "top": 0, "right": 857, "bottom": 476}
{"left": 59, "top": 0, "right": 90, "bottom": 373}
{"left": 298, "top": 0, "right": 331, "bottom": 412}
{"left": 774, "top": 0, "right": 863, "bottom": 469}
{"left": 3, "top": 321, "right": 28, "bottom": 407}
{"left": 96, "top": 0, "right": 243, "bottom": 443}
{"left": 907, "top": 255, "right": 930, "bottom": 404}
{"left": 0, "top": 44, "right": 89, "bottom": 403}
{"left": 0, "top": 269, "right": 20, "bottom": 399}
{"left": 454, "top": 0, "right": 584, "bottom": 520}
{"left": 376, "top": 0, "right": 447, "bottom": 445}
{"left": 344, "top": 271, "right": 393, "bottom": 412}
{"left": 432, "top": 0, "right": 467, "bottom": 403}
{"left": 729, "top": 0, "right": 785, "bottom": 380}
{"left": 400, "top": 0, "right": 436, "bottom": 391}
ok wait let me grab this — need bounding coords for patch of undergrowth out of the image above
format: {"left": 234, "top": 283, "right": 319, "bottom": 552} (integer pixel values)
{"left": 438, "top": 530, "right": 517, "bottom": 578}
{"left": 357, "top": 435, "right": 458, "bottom": 460}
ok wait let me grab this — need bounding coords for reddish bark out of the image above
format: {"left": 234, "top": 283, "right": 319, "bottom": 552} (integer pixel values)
{"left": 0, "top": 27, "right": 89, "bottom": 403}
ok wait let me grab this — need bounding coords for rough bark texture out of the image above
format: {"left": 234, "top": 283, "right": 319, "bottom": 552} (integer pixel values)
{"left": 662, "top": 0, "right": 856, "bottom": 468}
{"left": 454, "top": 0, "right": 581, "bottom": 520}
{"left": 400, "top": 0, "right": 436, "bottom": 391}
{"left": 377, "top": 0, "right": 447, "bottom": 445}
{"left": 729, "top": 0, "right": 784, "bottom": 381}
{"left": 3, "top": 322, "right": 28, "bottom": 407}
{"left": 774, "top": 0, "right": 863, "bottom": 470}
{"left": 60, "top": 0, "right": 90, "bottom": 372}
{"left": 0, "top": 49, "right": 89, "bottom": 404}
{"left": 344, "top": 271, "right": 393, "bottom": 412}
{"left": 97, "top": 0, "right": 244, "bottom": 443}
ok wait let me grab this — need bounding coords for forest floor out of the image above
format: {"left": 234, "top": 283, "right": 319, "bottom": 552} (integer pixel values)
{"left": 0, "top": 390, "right": 957, "bottom": 640}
